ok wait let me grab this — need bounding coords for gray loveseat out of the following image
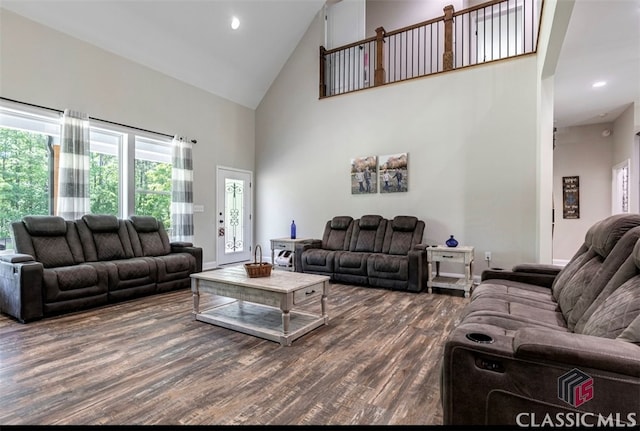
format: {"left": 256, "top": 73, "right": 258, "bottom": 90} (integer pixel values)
{"left": 0, "top": 214, "right": 202, "bottom": 323}
{"left": 441, "top": 213, "right": 640, "bottom": 426}
{"left": 295, "top": 215, "right": 426, "bottom": 292}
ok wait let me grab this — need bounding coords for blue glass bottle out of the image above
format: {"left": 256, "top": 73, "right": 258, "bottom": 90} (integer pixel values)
{"left": 445, "top": 235, "right": 458, "bottom": 247}
{"left": 290, "top": 220, "right": 296, "bottom": 239}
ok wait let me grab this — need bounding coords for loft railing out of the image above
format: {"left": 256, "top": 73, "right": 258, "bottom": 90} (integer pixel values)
{"left": 319, "top": 0, "right": 541, "bottom": 98}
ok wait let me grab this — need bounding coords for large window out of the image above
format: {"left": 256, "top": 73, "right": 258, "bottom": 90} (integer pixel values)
{"left": 90, "top": 128, "right": 123, "bottom": 216}
{"left": 135, "top": 136, "right": 172, "bottom": 230}
{"left": 0, "top": 102, "right": 173, "bottom": 250}
{"left": 0, "top": 129, "right": 52, "bottom": 250}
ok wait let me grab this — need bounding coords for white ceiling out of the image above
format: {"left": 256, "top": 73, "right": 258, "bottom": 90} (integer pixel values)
{"left": 1, "top": 0, "right": 326, "bottom": 109}
{"left": 1, "top": 0, "right": 639, "bottom": 126}
{"left": 554, "top": 0, "right": 640, "bottom": 128}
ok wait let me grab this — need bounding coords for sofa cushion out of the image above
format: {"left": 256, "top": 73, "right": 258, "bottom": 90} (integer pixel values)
{"left": 559, "top": 225, "right": 640, "bottom": 329}
{"left": 127, "top": 217, "right": 172, "bottom": 257}
{"left": 350, "top": 216, "right": 386, "bottom": 253}
{"left": 618, "top": 314, "right": 640, "bottom": 344}
{"left": 581, "top": 275, "right": 640, "bottom": 340}
{"left": 578, "top": 238, "right": 640, "bottom": 340}
{"left": 78, "top": 216, "right": 133, "bottom": 262}
{"left": 42, "top": 264, "right": 105, "bottom": 302}
{"left": 303, "top": 249, "right": 334, "bottom": 267}
{"left": 550, "top": 219, "right": 603, "bottom": 298}
{"left": 592, "top": 213, "right": 640, "bottom": 258}
{"left": 379, "top": 216, "right": 424, "bottom": 256}
{"left": 330, "top": 216, "right": 353, "bottom": 230}
{"left": 137, "top": 232, "right": 170, "bottom": 256}
{"left": 391, "top": 215, "right": 417, "bottom": 232}
{"left": 359, "top": 215, "right": 383, "bottom": 230}
{"left": 32, "top": 237, "right": 76, "bottom": 268}
{"left": 322, "top": 217, "right": 353, "bottom": 251}
{"left": 81, "top": 214, "right": 120, "bottom": 232}
{"left": 97, "top": 234, "right": 128, "bottom": 260}
{"left": 130, "top": 215, "right": 160, "bottom": 233}
{"left": 23, "top": 216, "right": 67, "bottom": 236}
{"left": 17, "top": 217, "right": 82, "bottom": 268}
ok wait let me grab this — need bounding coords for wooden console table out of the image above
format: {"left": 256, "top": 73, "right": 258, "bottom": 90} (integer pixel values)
{"left": 426, "top": 245, "right": 474, "bottom": 298}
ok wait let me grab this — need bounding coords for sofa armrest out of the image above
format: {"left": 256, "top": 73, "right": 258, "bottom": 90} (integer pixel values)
{"left": 0, "top": 253, "right": 35, "bottom": 263}
{"left": 511, "top": 263, "right": 563, "bottom": 276}
{"left": 170, "top": 241, "right": 193, "bottom": 247}
{"left": 294, "top": 240, "right": 322, "bottom": 273}
{"left": 514, "top": 327, "right": 640, "bottom": 376}
{"left": 170, "top": 244, "right": 203, "bottom": 273}
{"left": 442, "top": 323, "right": 640, "bottom": 425}
{"left": 407, "top": 248, "right": 427, "bottom": 292}
{"left": 295, "top": 240, "right": 322, "bottom": 252}
{"left": 0, "top": 257, "right": 44, "bottom": 323}
{"left": 480, "top": 268, "right": 556, "bottom": 289}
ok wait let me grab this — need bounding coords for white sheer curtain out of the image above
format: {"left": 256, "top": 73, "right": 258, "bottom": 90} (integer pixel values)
{"left": 171, "top": 136, "right": 194, "bottom": 243}
{"left": 56, "top": 109, "right": 90, "bottom": 220}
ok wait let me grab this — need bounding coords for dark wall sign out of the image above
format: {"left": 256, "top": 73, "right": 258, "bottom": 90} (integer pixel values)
{"left": 563, "top": 176, "right": 580, "bottom": 219}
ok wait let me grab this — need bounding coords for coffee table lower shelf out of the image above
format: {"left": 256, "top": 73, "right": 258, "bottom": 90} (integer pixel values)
{"left": 195, "top": 300, "right": 328, "bottom": 346}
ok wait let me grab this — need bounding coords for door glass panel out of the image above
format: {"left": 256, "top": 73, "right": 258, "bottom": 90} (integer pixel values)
{"left": 225, "top": 178, "right": 244, "bottom": 253}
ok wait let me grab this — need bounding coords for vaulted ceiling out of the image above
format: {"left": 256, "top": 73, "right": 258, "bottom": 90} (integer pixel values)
{"left": 1, "top": 0, "right": 325, "bottom": 109}
{"left": 2, "top": 0, "right": 639, "bottom": 128}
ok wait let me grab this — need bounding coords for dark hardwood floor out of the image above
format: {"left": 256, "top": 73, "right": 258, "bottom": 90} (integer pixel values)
{"left": 0, "top": 282, "right": 467, "bottom": 426}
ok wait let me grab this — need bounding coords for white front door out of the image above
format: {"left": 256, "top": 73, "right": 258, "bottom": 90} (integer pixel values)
{"left": 216, "top": 166, "right": 253, "bottom": 266}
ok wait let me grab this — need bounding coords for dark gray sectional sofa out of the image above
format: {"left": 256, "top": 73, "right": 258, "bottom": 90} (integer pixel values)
{"left": 0, "top": 214, "right": 202, "bottom": 323}
{"left": 295, "top": 215, "right": 426, "bottom": 292}
{"left": 441, "top": 213, "right": 640, "bottom": 426}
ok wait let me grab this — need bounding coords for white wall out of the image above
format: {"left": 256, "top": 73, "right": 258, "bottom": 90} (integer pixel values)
{"left": 612, "top": 103, "right": 639, "bottom": 213}
{"left": 365, "top": 0, "right": 463, "bottom": 36}
{"left": 552, "top": 105, "right": 639, "bottom": 262}
{"left": 0, "top": 10, "right": 255, "bottom": 268}
{"left": 552, "top": 124, "right": 613, "bottom": 261}
{"left": 256, "top": 10, "right": 541, "bottom": 277}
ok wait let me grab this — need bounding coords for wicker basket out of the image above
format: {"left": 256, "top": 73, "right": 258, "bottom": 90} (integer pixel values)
{"left": 244, "top": 244, "right": 272, "bottom": 278}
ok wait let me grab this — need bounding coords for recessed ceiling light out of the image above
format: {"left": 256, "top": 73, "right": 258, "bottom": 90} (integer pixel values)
{"left": 592, "top": 81, "right": 607, "bottom": 88}
{"left": 231, "top": 16, "right": 240, "bottom": 30}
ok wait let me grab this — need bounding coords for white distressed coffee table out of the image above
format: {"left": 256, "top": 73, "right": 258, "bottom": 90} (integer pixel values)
{"left": 190, "top": 265, "right": 330, "bottom": 346}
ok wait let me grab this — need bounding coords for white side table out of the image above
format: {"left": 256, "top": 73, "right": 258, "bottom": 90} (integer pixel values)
{"left": 426, "top": 245, "right": 474, "bottom": 298}
{"left": 270, "top": 237, "right": 313, "bottom": 272}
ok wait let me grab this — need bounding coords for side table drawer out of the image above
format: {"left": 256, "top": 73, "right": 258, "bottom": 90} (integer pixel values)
{"left": 272, "top": 241, "right": 294, "bottom": 251}
{"left": 430, "top": 250, "right": 466, "bottom": 263}
{"left": 293, "top": 285, "right": 322, "bottom": 304}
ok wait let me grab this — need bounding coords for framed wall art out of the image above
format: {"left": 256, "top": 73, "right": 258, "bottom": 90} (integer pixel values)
{"left": 379, "top": 152, "right": 408, "bottom": 193}
{"left": 351, "top": 156, "right": 378, "bottom": 194}
{"left": 562, "top": 175, "right": 579, "bottom": 219}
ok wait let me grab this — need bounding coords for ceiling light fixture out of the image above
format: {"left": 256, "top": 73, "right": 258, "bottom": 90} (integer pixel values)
{"left": 231, "top": 16, "right": 240, "bottom": 30}
{"left": 592, "top": 81, "right": 607, "bottom": 88}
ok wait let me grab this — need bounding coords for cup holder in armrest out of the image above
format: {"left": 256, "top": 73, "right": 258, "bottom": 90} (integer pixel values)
{"left": 466, "top": 332, "right": 494, "bottom": 344}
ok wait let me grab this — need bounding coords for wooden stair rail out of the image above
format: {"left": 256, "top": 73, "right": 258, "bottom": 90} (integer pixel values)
{"left": 319, "top": 0, "right": 540, "bottom": 98}
{"left": 319, "top": 46, "right": 327, "bottom": 98}
{"left": 443, "top": 5, "right": 454, "bottom": 71}
{"left": 374, "top": 27, "right": 386, "bottom": 86}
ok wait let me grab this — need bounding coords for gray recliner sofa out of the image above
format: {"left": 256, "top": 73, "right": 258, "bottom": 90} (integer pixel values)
{"left": 296, "top": 215, "right": 427, "bottom": 292}
{"left": 441, "top": 213, "right": 640, "bottom": 426}
{"left": 0, "top": 214, "right": 202, "bottom": 323}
